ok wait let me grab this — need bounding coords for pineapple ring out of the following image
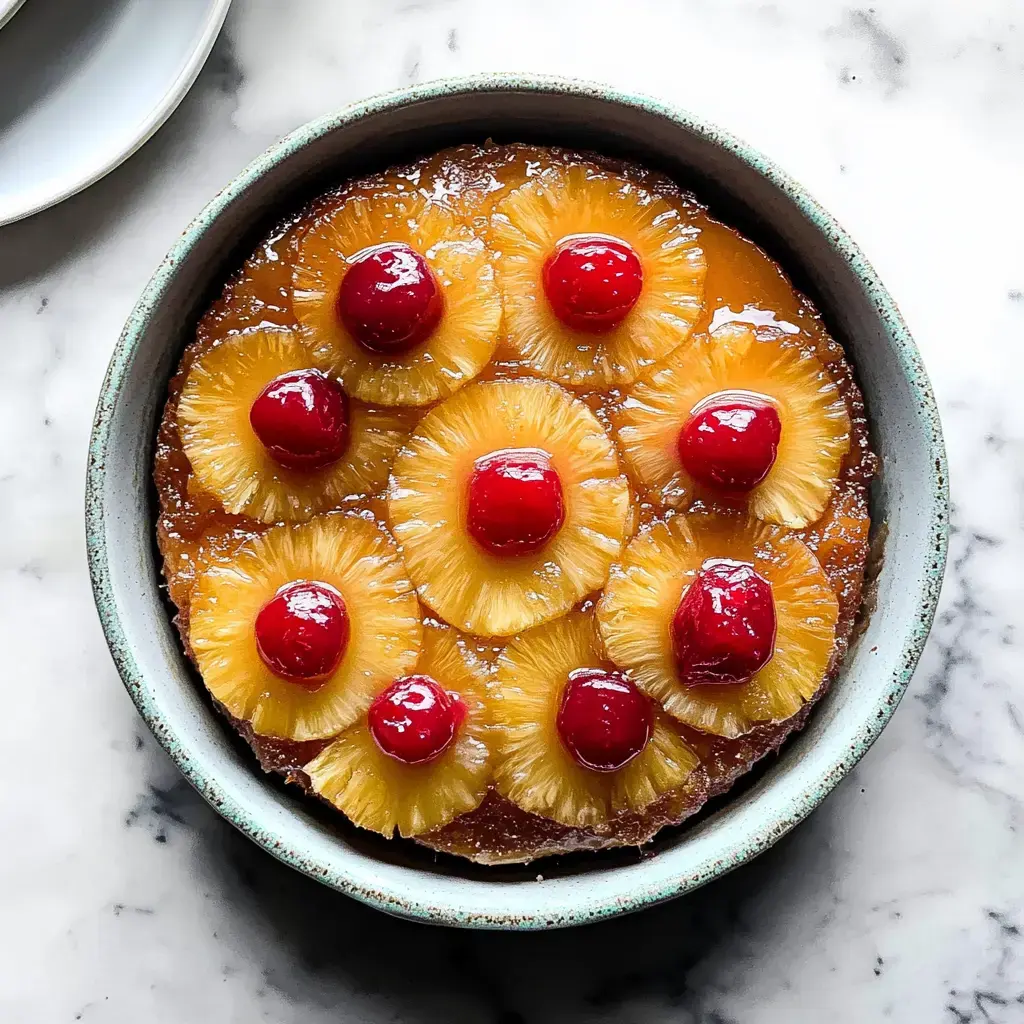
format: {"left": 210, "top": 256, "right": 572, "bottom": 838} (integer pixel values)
{"left": 292, "top": 191, "right": 502, "bottom": 406}
{"left": 597, "top": 513, "right": 840, "bottom": 739}
{"left": 493, "top": 612, "right": 699, "bottom": 829}
{"left": 304, "top": 623, "right": 492, "bottom": 838}
{"left": 615, "top": 324, "right": 852, "bottom": 528}
{"left": 387, "top": 378, "right": 632, "bottom": 637}
{"left": 488, "top": 163, "right": 707, "bottom": 388}
{"left": 190, "top": 514, "right": 422, "bottom": 741}
{"left": 178, "top": 330, "right": 411, "bottom": 523}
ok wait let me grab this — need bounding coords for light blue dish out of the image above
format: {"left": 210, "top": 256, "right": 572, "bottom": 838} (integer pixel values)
{"left": 85, "top": 75, "right": 948, "bottom": 930}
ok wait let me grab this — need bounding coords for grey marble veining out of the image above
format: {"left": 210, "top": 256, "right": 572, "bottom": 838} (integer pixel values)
{"left": 1, "top": 0, "right": 1022, "bottom": 1020}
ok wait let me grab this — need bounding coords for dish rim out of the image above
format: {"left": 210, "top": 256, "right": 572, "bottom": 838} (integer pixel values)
{"left": 0, "top": 0, "right": 232, "bottom": 226}
{"left": 86, "top": 73, "right": 949, "bottom": 929}
{"left": 0, "top": 0, "right": 28, "bottom": 33}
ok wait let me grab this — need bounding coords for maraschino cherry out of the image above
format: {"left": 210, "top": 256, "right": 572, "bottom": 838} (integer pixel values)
{"left": 543, "top": 234, "right": 643, "bottom": 332}
{"left": 557, "top": 668, "right": 652, "bottom": 772}
{"left": 678, "top": 391, "right": 782, "bottom": 492}
{"left": 368, "top": 675, "right": 466, "bottom": 764}
{"left": 672, "top": 558, "right": 777, "bottom": 687}
{"left": 467, "top": 448, "right": 565, "bottom": 556}
{"left": 249, "top": 369, "right": 349, "bottom": 471}
{"left": 255, "top": 581, "right": 350, "bottom": 689}
{"left": 337, "top": 242, "right": 443, "bottom": 354}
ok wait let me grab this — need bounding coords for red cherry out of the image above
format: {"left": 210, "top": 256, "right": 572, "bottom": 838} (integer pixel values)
{"left": 466, "top": 448, "right": 566, "bottom": 556}
{"left": 255, "top": 581, "right": 350, "bottom": 689}
{"left": 249, "top": 369, "right": 349, "bottom": 471}
{"left": 336, "top": 242, "right": 443, "bottom": 354}
{"left": 671, "top": 558, "right": 777, "bottom": 687}
{"left": 368, "top": 675, "right": 466, "bottom": 765}
{"left": 556, "top": 668, "right": 653, "bottom": 772}
{"left": 542, "top": 234, "right": 643, "bottom": 332}
{"left": 678, "top": 392, "right": 782, "bottom": 493}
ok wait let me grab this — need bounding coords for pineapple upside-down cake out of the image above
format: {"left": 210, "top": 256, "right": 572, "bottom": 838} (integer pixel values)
{"left": 154, "top": 143, "right": 877, "bottom": 865}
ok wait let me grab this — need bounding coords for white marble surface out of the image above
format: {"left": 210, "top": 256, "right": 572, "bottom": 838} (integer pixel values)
{"left": 0, "top": 0, "right": 1021, "bottom": 1020}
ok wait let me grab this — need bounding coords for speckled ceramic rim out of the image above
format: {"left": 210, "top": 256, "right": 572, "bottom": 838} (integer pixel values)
{"left": 86, "top": 74, "right": 948, "bottom": 930}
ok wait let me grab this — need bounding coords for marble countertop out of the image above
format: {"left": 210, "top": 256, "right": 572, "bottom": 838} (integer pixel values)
{"left": 1, "top": 0, "right": 1021, "bottom": 1020}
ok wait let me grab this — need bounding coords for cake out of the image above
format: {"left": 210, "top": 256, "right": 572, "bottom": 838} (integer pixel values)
{"left": 154, "top": 143, "right": 877, "bottom": 865}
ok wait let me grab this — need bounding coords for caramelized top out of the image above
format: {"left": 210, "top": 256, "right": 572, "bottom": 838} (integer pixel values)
{"left": 153, "top": 142, "right": 878, "bottom": 863}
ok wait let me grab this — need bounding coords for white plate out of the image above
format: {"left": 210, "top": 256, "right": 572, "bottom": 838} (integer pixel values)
{"left": 0, "top": 0, "right": 28, "bottom": 32}
{"left": 0, "top": 0, "right": 231, "bottom": 226}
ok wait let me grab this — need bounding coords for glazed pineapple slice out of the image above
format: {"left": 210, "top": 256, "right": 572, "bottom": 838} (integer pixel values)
{"left": 493, "top": 612, "right": 699, "bottom": 829}
{"left": 488, "top": 161, "right": 707, "bottom": 388}
{"left": 292, "top": 190, "right": 501, "bottom": 406}
{"left": 304, "top": 623, "right": 492, "bottom": 838}
{"left": 615, "top": 323, "right": 851, "bottom": 527}
{"left": 597, "top": 513, "right": 839, "bottom": 739}
{"left": 178, "top": 329, "right": 410, "bottom": 523}
{"left": 387, "top": 378, "right": 632, "bottom": 636}
{"left": 189, "top": 514, "right": 422, "bottom": 741}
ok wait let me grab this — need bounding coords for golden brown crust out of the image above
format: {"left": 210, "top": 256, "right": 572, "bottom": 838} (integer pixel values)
{"left": 154, "top": 142, "right": 877, "bottom": 864}
{"left": 418, "top": 781, "right": 709, "bottom": 865}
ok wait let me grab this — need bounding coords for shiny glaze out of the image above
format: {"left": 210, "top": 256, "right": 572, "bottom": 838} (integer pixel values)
{"left": 154, "top": 142, "right": 877, "bottom": 862}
